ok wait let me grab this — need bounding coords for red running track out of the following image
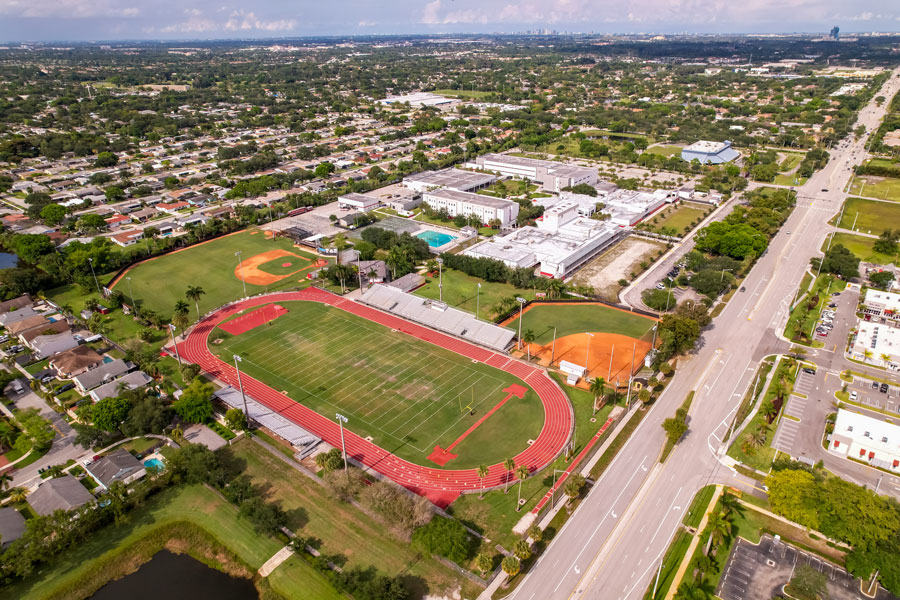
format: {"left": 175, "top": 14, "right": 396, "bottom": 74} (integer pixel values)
{"left": 179, "top": 287, "right": 574, "bottom": 507}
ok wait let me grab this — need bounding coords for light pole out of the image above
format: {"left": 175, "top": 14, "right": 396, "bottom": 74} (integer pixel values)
{"left": 126, "top": 276, "right": 139, "bottom": 318}
{"left": 168, "top": 323, "right": 182, "bottom": 366}
{"left": 436, "top": 257, "right": 444, "bottom": 302}
{"left": 235, "top": 251, "right": 247, "bottom": 298}
{"left": 585, "top": 332, "right": 595, "bottom": 374}
{"left": 516, "top": 297, "right": 527, "bottom": 349}
{"left": 720, "top": 267, "right": 733, "bottom": 284}
{"left": 335, "top": 413, "right": 348, "bottom": 474}
{"left": 88, "top": 257, "right": 101, "bottom": 295}
{"left": 476, "top": 282, "right": 481, "bottom": 320}
{"left": 233, "top": 355, "right": 249, "bottom": 421}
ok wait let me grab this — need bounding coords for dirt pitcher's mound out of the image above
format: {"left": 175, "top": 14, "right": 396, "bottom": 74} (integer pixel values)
{"left": 527, "top": 332, "right": 651, "bottom": 384}
{"left": 236, "top": 249, "right": 312, "bottom": 286}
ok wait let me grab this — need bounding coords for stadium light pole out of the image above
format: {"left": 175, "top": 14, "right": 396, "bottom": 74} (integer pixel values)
{"left": 335, "top": 413, "right": 348, "bottom": 475}
{"left": 235, "top": 251, "right": 247, "bottom": 298}
{"left": 585, "top": 332, "right": 595, "bottom": 375}
{"left": 88, "top": 257, "right": 101, "bottom": 295}
{"left": 476, "top": 282, "right": 481, "bottom": 321}
{"left": 126, "top": 276, "right": 139, "bottom": 318}
{"left": 516, "top": 297, "right": 527, "bottom": 349}
{"left": 436, "top": 257, "right": 444, "bottom": 302}
{"left": 233, "top": 355, "right": 249, "bottom": 421}
{"left": 168, "top": 324, "right": 182, "bottom": 367}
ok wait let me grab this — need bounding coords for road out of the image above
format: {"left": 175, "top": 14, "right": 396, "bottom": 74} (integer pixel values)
{"left": 511, "top": 68, "right": 900, "bottom": 600}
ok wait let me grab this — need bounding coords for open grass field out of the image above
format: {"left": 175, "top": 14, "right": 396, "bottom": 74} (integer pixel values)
{"left": 644, "top": 144, "right": 683, "bottom": 157}
{"left": 212, "top": 300, "right": 543, "bottom": 469}
{"left": 503, "top": 302, "right": 655, "bottom": 345}
{"left": 836, "top": 197, "right": 900, "bottom": 236}
{"left": 773, "top": 173, "right": 807, "bottom": 186}
{"left": 109, "top": 229, "right": 322, "bottom": 319}
{"left": 414, "top": 267, "right": 535, "bottom": 320}
{"left": 825, "top": 232, "right": 899, "bottom": 265}
{"left": 777, "top": 152, "right": 805, "bottom": 172}
{"left": 430, "top": 89, "right": 493, "bottom": 99}
{"left": 643, "top": 202, "right": 707, "bottom": 236}
{"left": 849, "top": 175, "right": 900, "bottom": 202}
{"left": 8, "top": 484, "right": 343, "bottom": 600}
{"left": 231, "top": 438, "right": 482, "bottom": 598}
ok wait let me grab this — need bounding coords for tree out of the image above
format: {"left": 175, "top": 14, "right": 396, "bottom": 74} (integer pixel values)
{"left": 819, "top": 244, "right": 860, "bottom": 279}
{"left": 873, "top": 229, "right": 900, "bottom": 256}
{"left": 0, "top": 472, "right": 11, "bottom": 492}
{"left": 78, "top": 213, "right": 108, "bottom": 232}
{"left": 91, "top": 395, "right": 132, "bottom": 432}
{"left": 475, "top": 552, "right": 493, "bottom": 576}
{"left": 104, "top": 185, "right": 125, "bottom": 202}
{"left": 39, "top": 203, "right": 66, "bottom": 226}
{"left": 167, "top": 444, "right": 224, "bottom": 486}
{"left": 564, "top": 473, "right": 586, "bottom": 501}
{"left": 703, "top": 511, "right": 731, "bottom": 554}
{"left": 173, "top": 378, "right": 214, "bottom": 423}
{"left": 662, "top": 413, "right": 688, "bottom": 446}
{"left": 225, "top": 408, "right": 247, "bottom": 431}
{"left": 8, "top": 486, "right": 29, "bottom": 503}
{"left": 513, "top": 539, "right": 532, "bottom": 561}
{"left": 870, "top": 270, "right": 895, "bottom": 290}
{"left": 501, "top": 555, "right": 521, "bottom": 578}
{"left": 172, "top": 312, "right": 190, "bottom": 338}
{"left": 185, "top": 285, "right": 206, "bottom": 319}
{"left": 477, "top": 464, "right": 489, "bottom": 498}
{"left": 522, "top": 329, "right": 535, "bottom": 360}
{"left": 13, "top": 234, "right": 55, "bottom": 264}
{"left": 94, "top": 151, "right": 118, "bottom": 168}
{"left": 412, "top": 516, "right": 473, "bottom": 564}
{"left": 765, "top": 469, "right": 820, "bottom": 530}
{"left": 503, "top": 458, "right": 516, "bottom": 493}
{"left": 515, "top": 465, "right": 529, "bottom": 511}
{"left": 590, "top": 377, "right": 606, "bottom": 414}
{"left": 315, "top": 448, "right": 344, "bottom": 473}
{"left": 122, "top": 395, "right": 171, "bottom": 437}
{"left": 786, "top": 564, "right": 828, "bottom": 600}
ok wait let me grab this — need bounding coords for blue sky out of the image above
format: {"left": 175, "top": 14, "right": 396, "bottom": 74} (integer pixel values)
{"left": 0, "top": 0, "right": 897, "bottom": 42}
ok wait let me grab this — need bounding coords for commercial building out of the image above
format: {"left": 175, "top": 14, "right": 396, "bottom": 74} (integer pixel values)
{"left": 828, "top": 409, "right": 900, "bottom": 473}
{"left": 473, "top": 153, "right": 597, "bottom": 192}
{"left": 849, "top": 321, "right": 900, "bottom": 370}
{"left": 463, "top": 201, "right": 621, "bottom": 278}
{"left": 422, "top": 188, "right": 519, "bottom": 227}
{"left": 337, "top": 192, "right": 381, "bottom": 212}
{"left": 862, "top": 289, "right": 900, "bottom": 323}
{"left": 377, "top": 92, "right": 454, "bottom": 108}
{"left": 402, "top": 168, "right": 496, "bottom": 193}
{"left": 680, "top": 140, "right": 740, "bottom": 164}
{"left": 602, "top": 189, "right": 669, "bottom": 227}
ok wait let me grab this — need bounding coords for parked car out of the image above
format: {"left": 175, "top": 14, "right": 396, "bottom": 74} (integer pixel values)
{"left": 39, "top": 374, "right": 53, "bottom": 384}
{"left": 55, "top": 382, "right": 74, "bottom": 393}
{"left": 873, "top": 381, "right": 880, "bottom": 389}
{"left": 802, "top": 367, "right": 816, "bottom": 375}
{"left": 0, "top": 335, "right": 8, "bottom": 343}
{"left": 880, "top": 383, "right": 890, "bottom": 393}
{"left": 656, "top": 282, "right": 665, "bottom": 290}
{"left": 850, "top": 390, "right": 858, "bottom": 401}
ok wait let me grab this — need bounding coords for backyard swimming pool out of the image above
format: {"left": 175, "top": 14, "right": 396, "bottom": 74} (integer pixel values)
{"left": 143, "top": 458, "right": 164, "bottom": 470}
{"left": 416, "top": 230, "right": 457, "bottom": 248}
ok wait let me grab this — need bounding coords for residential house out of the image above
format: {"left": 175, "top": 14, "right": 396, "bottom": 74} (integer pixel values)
{"left": 30, "top": 331, "right": 79, "bottom": 359}
{"left": 111, "top": 231, "right": 143, "bottom": 247}
{"left": 89, "top": 371, "right": 152, "bottom": 403}
{"left": 49, "top": 345, "right": 105, "bottom": 378}
{"left": 104, "top": 214, "right": 131, "bottom": 230}
{"left": 0, "top": 306, "right": 39, "bottom": 328}
{"left": 83, "top": 448, "right": 146, "bottom": 491}
{"left": 28, "top": 475, "right": 94, "bottom": 515}
{"left": 158, "top": 200, "right": 190, "bottom": 215}
{"left": 0, "top": 507, "right": 26, "bottom": 548}
{"left": 72, "top": 358, "right": 131, "bottom": 394}
{"left": 357, "top": 260, "right": 387, "bottom": 284}
{"left": 19, "top": 319, "right": 70, "bottom": 346}
{"left": 129, "top": 207, "right": 159, "bottom": 223}
{"left": 6, "top": 315, "right": 50, "bottom": 337}
{"left": 0, "top": 295, "right": 32, "bottom": 313}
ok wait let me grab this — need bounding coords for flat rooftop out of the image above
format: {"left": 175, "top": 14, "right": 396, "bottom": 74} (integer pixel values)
{"left": 426, "top": 188, "right": 516, "bottom": 210}
{"left": 684, "top": 140, "right": 731, "bottom": 153}
{"left": 404, "top": 168, "right": 496, "bottom": 190}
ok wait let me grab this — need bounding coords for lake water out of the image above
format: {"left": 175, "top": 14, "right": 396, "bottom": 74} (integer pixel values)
{"left": 0, "top": 252, "right": 18, "bottom": 269}
{"left": 90, "top": 550, "right": 258, "bottom": 600}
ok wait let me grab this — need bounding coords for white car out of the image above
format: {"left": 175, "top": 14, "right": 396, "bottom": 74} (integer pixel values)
{"left": 850, "top": 390, "right": 858, "bottom": 401}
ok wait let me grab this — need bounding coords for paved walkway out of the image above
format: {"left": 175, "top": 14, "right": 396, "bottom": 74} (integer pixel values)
{"left": 258, "top": 546, "right": 294, "bottom": 577}
{"left": 664, "top": 485, "right": 723, "bottom": 600}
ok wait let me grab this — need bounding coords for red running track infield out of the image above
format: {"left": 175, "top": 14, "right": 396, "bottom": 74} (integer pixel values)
{"left": 218, "top": 304, "right": 289, "bottom": 336}
{"left": 179, "top": 287, "right": 573, "bottom": 508}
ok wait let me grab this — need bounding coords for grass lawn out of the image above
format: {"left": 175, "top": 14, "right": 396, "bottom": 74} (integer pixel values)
{"left": 7, "top": 485, "right": 297, "bottom": 600}
{"left": 477, "top": 179, "right": 538, "bottom": 198}
{"left": 414, "top": 267, "right": 534, "bottom": 320}
{"left": 413, "top": 212, "right": 497, "bottom": 237}
{"left": 213, "top": 300, "right": 543, "bottom": 469}
{"left": 774, "top": 173, "right": 807, "bottom": 186}
{"left": 120, "top": 437, "right": 160, "bottom": 455}
{"left": 449, "top": 372, "right": 613, "bottom": 549}
{"left": 229, "top": 438, "right": 481, "bottom": 599}
{"left": 824, "top": 232, "right": 899, "bottom": 265}
{"left": 645, "top": 144, "right": 683, "bottom": 158}
{"left": 267, "top": 555, "right": 348, "bottom": 600}
{"left": 642, "top": 202, "right": 707, "bottom": 237}
{"left": 778, "top": 153, "right": 805, "bottom": 172}
{"left": 430, "top": 89, "right": 493, "bottom": 99}
{"left": 505, "top": 303, "right": 656, "bottom": 345}
{"left": 644, "top": 529, "right": 692, "bottom": 600}
{"left": 849, "top": 175, "right": 900, "bottom": 202}
{"left": 107, "top": 229, "right": 321, "bottom": 320}
{"left": 836, "top": 197, "right": 900, "bottom": 236}
{"left": 784, "top": 275, "right": 844, "bottom": 346}
{"left": 683, "top": 485, "right": 716, "bottom": 530}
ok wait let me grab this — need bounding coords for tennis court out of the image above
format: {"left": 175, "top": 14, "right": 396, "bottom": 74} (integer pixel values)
{"left": 212, "top": 300, "right": 544, "bottom": 468}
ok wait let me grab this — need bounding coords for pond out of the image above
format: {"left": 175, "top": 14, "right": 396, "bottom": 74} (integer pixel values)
{"left": 0, "top": 252, "right": 18, "bottom": 269}
{"left": 90, "top": 550, "right": 257, "bottom": 600}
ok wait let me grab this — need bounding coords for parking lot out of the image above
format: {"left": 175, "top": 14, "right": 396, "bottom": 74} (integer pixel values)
{"left": 844, "top": 374, "right": 900, "bottom": 414}
{"left": 717, "top": 535, "right": 897, "bottom": 600}
{"left": 771, "top": 370, "right": 814, "bottom": 456}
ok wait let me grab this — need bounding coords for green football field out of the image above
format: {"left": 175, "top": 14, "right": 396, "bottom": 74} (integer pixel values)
{"left": 504, "top": 303, "right": 656, "bottom": 344}
{"left": 109, "top": 230, "right": 321, "bottom": 319}
{"left": 212, "top": 301, "right": 544, "bottom": 469}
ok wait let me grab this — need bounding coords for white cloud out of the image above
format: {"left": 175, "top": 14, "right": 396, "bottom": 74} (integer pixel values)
{"left": 358, "top": 20, "right": 376, "bottom": 27}
{"left": 422, "top": 0, "right": 442, "bottom": 25}
{"left": 0, "top": 0, "right": 140, "bottom": 18}
{"left": 224, "top": 10, "right": 296, "bottom": 32}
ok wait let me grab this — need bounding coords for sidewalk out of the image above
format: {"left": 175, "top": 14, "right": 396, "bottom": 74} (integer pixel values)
{"left": 664, "top": 485, "right": 723, "bottom": 600}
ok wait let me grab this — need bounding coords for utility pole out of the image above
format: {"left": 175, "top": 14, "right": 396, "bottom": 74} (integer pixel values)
{"left": 626, "top": 342, "right": 636, "bottom": 408}
{"left": 476, "top": 282, "right": 481, "bottom": 320}
{"left": 437, "top": 257, "right": 444, "bottom": 302}
{"left": 336, "top": 413, "right": 348, "bottom": 475}
{"left": 585, "top": 332, "right": 595, "bottom": 374}
{"left": 126, "top": 276, "right": 139, "bottom": 318}
{"left": 168, "top": 324, "right": 182, "bottom": 367}
{"left": 233, "top": 355, "right": 249, "bottom": 421}
{"left": 516, "top": 297, "right": 526, "bottom": 349}
{"left": 235, "top": 251, "right": 247, "bottom": 298}
{"left": 550, "top": 327, "right": 557, "bottom": 364}
{"left": 88, "top": 257, "right": 101, "bottom": 296}
{"left": 607, "top": 344, "right": 615, "bottom": 385}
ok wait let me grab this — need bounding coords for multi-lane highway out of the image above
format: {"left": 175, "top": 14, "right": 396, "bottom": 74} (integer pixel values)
{"left": 511, "top": 68, "right": 900, "bottom": 600}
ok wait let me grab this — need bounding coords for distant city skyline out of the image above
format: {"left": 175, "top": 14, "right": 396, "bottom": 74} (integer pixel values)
{"left": 0, "top": 0, "right": 898, "bottom": 42}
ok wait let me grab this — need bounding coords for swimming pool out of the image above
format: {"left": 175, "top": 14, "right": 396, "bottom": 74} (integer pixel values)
{"left": 102, "top": 356, "right": 114, "bottom": 364}
{"left": 144, "top": 458, "right": 164, "bottom": 470}
{"left": 416, "top": 230, "right": 457, "bottom": 248}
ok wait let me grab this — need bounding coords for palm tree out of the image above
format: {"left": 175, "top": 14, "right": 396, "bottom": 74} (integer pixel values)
{"left": 185, "top": 286, "right": 206, "bottom": 320}
{"left": 523, "top": 329, "right": 535, "bottom": 361}
{"left": 334, "top": 233, "right": 348, "bottom": 265}
{"left": 172, "top": 313, "right": 190, "bottom": 338}
{"left": 174, "top": 300, "right": 189, "bottom": 317}
{"left": 704, "top": 511, "right": 732, "bottom": 555}
{"left": 590, "top": 377, "right": 606, "bottom": 415}
{"left": 501, "top": 555, "right": 520, "bottom": 578}
{"left": 8, "top": 486, "right": 28, "bottom": 504}
{"left": 761, "top": 399, "right": 777, "bottom": 421}
{"left": 503, "top": 458, "right": 515, "bottom": 493}
{"left": 674, "top": 579, "right": 712, "bottom": 600}
{"left": 547, "top": 279, "right": 566, "bottom": 299}
{"left": 477, "top": 464, "right": 489, "bottom": 498}
{"left": 742, "top": 425, "right": 768, "bottom": 455}
{"left": 718, "top": 492, "right": 741, "bottom": 518}
{"left": 881, "top": 353, "right": 891, "bottom": 366}
{"left": 0, "top": 472, "right": 11, "bottom": 492}
{"left": 864, "top": 349, "right": 873, "bottom": 363}
{"left": 515, "top": 465, "right": 529, "bottom": 512}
